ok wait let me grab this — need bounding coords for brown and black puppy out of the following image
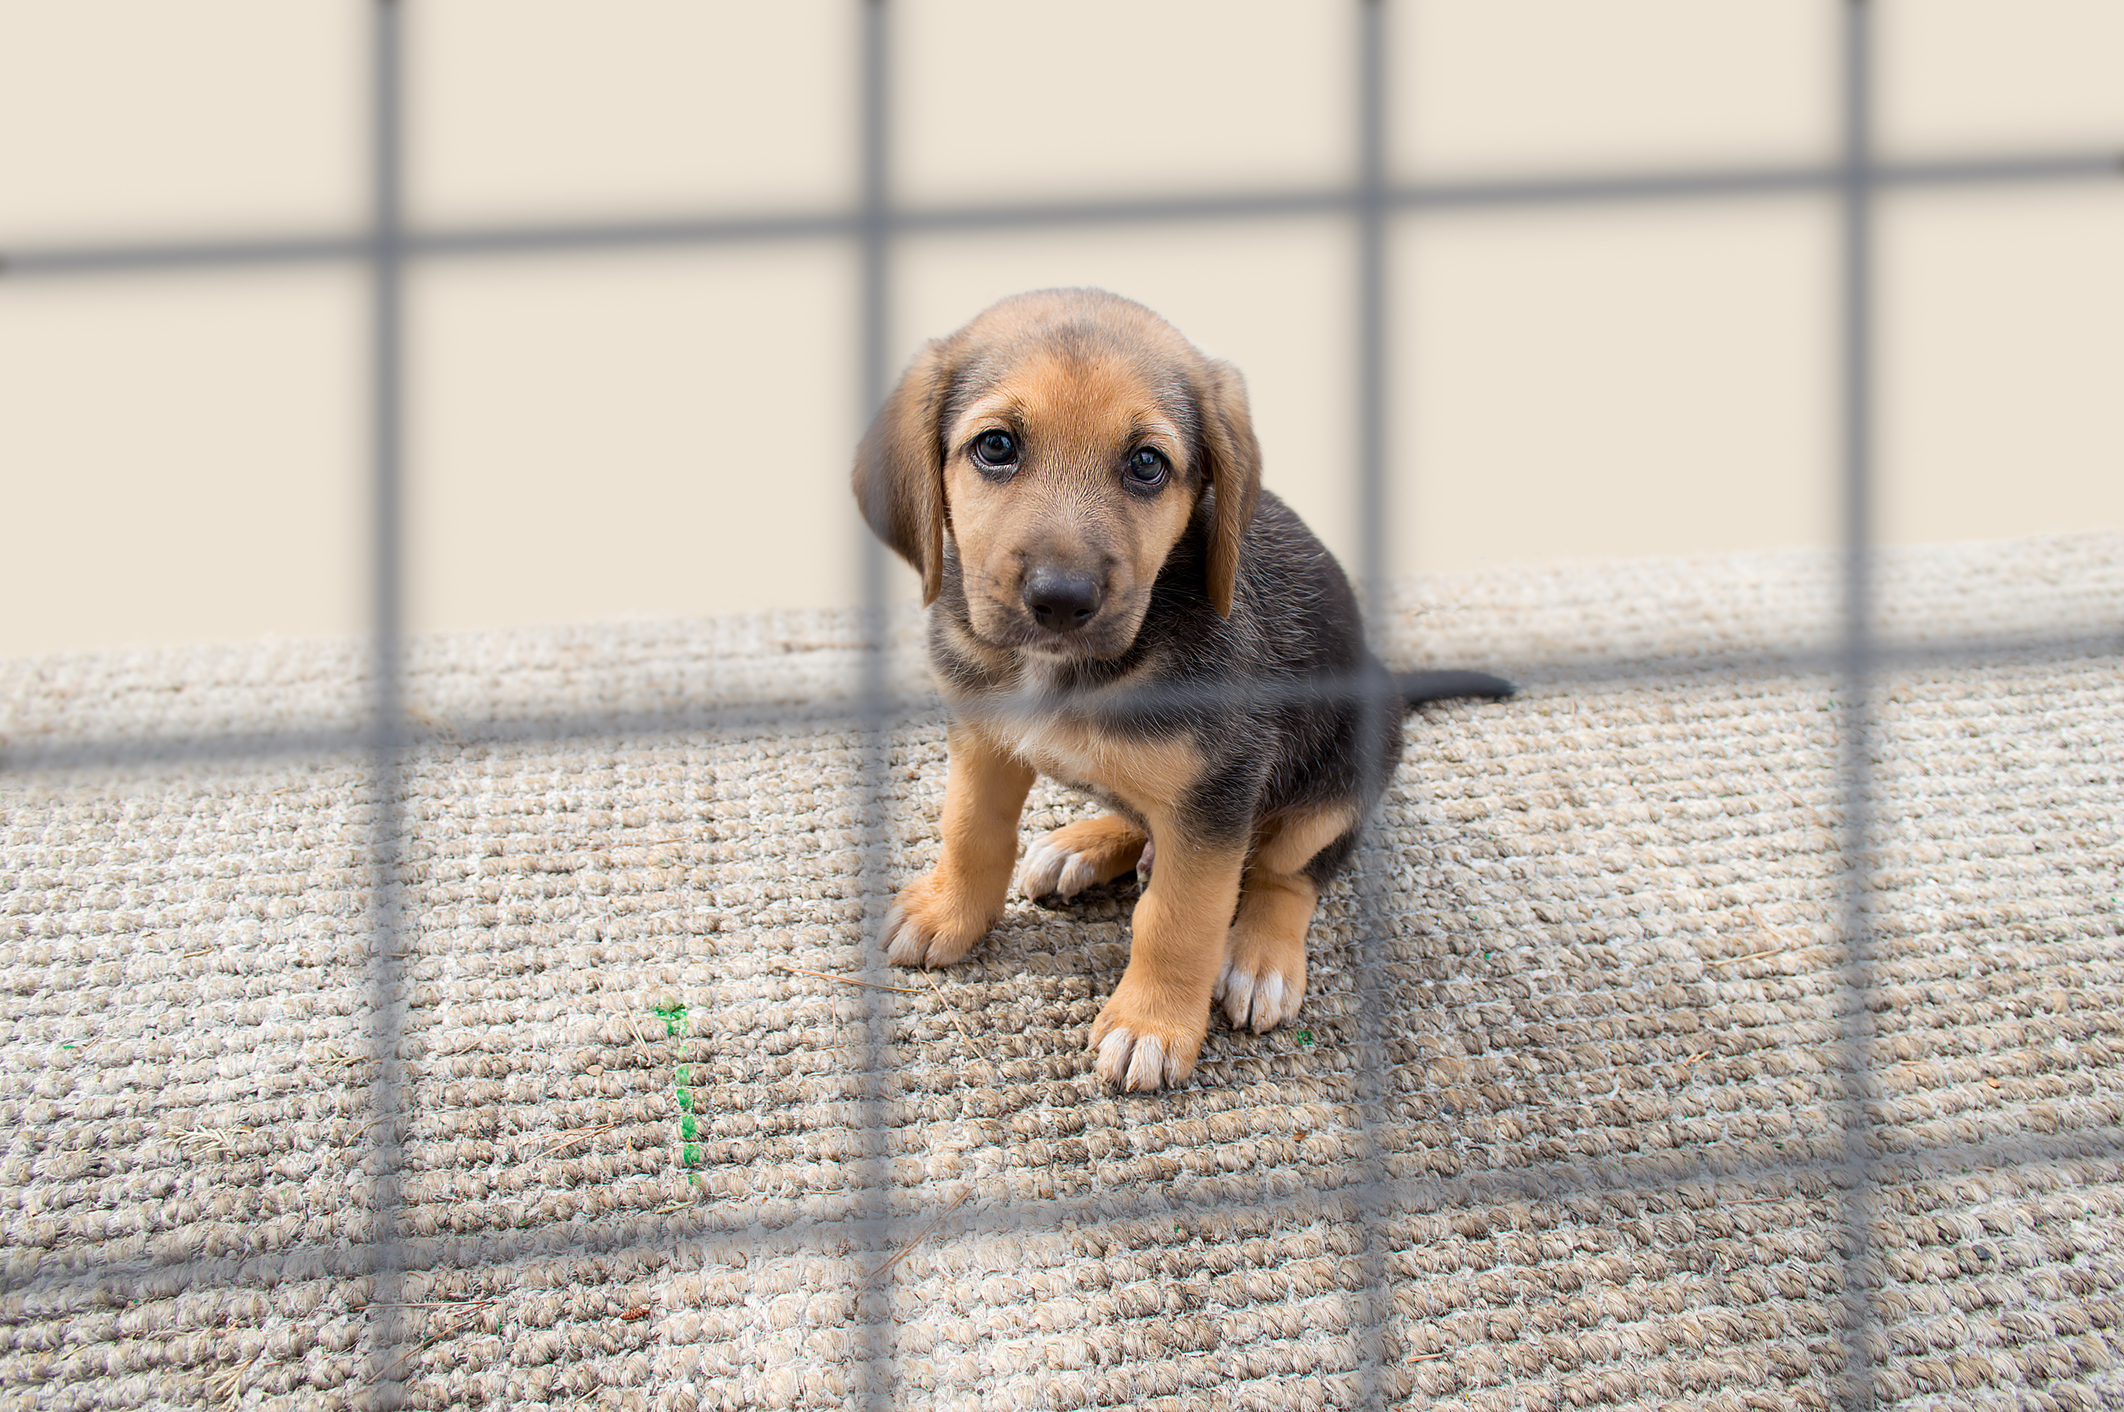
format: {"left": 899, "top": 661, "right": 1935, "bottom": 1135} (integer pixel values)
{"left": 855, "top": 288, "right": 1510, "bottom": 1091}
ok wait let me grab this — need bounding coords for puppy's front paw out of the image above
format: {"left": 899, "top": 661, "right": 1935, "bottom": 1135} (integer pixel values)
{"left": 1019, "top": 815, "right": 1148, "bottom": 900}
{"left": 1214, "top": 884, "right": 1312, "bottom": 1032}
{"left": 1090, "top": 982, "right": 1208, "bottom": 1092}
{"left": 1214, "top": 947, "right": 1306, "bottom": 1033}
{"left": 882, "top": 871, "right": 994, "bottom": 968}
{"left": 1215, "top": 923, "right": 1308, "bottom": 1033}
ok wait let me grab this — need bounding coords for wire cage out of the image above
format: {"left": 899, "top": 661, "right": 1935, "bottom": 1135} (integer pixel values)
{"left": 4, "top": 2, "right": 2121, "bottom": 1407}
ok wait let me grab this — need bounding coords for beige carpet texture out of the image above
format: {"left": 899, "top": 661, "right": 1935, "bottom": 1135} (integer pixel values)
{"left": 2, "top": 533, "right": 2121, "bottom": 1411}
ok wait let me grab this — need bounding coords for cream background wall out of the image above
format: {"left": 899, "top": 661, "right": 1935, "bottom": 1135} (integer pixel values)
{"left": 2, "top": 0, "right": 2118, "bottom": 657}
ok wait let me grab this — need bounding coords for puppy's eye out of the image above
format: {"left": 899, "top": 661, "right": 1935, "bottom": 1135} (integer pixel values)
{"left": 972, "top": 430, "right": 1018, "bottom": 468}
{"left": 1125, "top": 447, "right": 1169, "bottom": 488}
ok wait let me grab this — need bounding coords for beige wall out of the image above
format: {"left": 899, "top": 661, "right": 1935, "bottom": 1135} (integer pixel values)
{"left": 3, "top": 0, "right": 2119, "bottom": 656}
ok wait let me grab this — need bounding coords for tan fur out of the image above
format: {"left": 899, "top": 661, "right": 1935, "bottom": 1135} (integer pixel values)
{"left": 882, "top": 724, "right": 1033, "bottom": 968}
{"left": 1023, "top": 814, "right": 1146, "bottom": 891}
{"left": 942, "top": 349, "right": 1198, "bottom": 655}
{"left": 852, "top": 289, "right": 1261, "bottom": 626}
{"left": 1089, "top": 827, "right": 1247, "bottom": 1090}
{"left": 1214, "top": 806, "right": 1354, "bottom": 1033}
{"left": 1220, "top": 874, "right": 1318, "bottom": 1033}
{"left": 975, "top": 713, "right": 1202, "bottom": 823}
{"left": 1195, "top": 359, "right": 1261, "bottom": 616}
{"left": 853, "top": 343, "right": 949, "bottom": 605}
{"left": 1251, "top": 805, "right": 1357, "bottom": 877}
{"left": 857, "top": 290, "right": 1375, "bottom": 1093}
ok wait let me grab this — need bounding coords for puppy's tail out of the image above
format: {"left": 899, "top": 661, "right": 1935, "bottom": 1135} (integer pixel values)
{"left": 1393, "top": 669, "right": 1516, "bottom": 708}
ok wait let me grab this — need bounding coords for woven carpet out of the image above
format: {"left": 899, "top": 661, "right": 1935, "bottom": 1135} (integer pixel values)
{"left": 2, "top": 533, "right": 2120, "bottom": 1411}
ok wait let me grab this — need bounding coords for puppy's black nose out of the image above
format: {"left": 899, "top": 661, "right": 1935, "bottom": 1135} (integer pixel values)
{"left": 1023, "top": 569, "right": 1103, "bottom": 632}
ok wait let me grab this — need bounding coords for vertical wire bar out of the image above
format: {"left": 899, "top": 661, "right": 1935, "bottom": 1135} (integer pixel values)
{"left": 854, "top": 3, "right": 896, "bottom": 1408}
{"left": 1356, "top": 0, "right": 1390, "bottom": 628}
{"left": 857, "top": 26, "right": 891, "bottom": 633}
{"left": 1348, "top": 0, "right": 1394, "bottom": 1403}
{"left": 363, "top": 0, "right": 410, "bottom": 1407}
{"left": 1834, "top": 1, "right": 1882, "bottom": 1406}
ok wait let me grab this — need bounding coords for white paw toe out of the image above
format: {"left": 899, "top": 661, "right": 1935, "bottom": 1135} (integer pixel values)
{"left": 1095, "top": 1027, "right": 1175, "bottom": 1091}
{"left": 1056, "top": 852, "right": 1098, "bottom": 896}
{"left": 1217, "top": 960, "right": 1299, "bottom": 1033}
{"left": 1019, "top": 836, "right": 1102, "bottom": 899}
{"left": 1095, "top": 1028, "right": 1135, "bottom": 1085}
{"left": 1214, "top": 959, "right": 1252, "bottom": 1025}
{"left": 1018, "top": 840, "right": 1065, "bottom": 898}
{"left": 1125, "top": 1034, "right": 1168, "bottom": 1091}
{"left": 1246, "top": 973, "right": 1291, "bottom": 1032}
{"left": 882, "top": 901, "right": 927, "bottom": 967}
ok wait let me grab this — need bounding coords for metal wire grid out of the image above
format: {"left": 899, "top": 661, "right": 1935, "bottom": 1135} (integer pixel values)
{"left": 2, "top": 1, "right": 2121, "bottom": 1407}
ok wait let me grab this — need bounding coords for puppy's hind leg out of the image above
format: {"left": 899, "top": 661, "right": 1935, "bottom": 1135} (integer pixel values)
{"left": 1020, "top": 814, "right": 1148, "bottom": 900}
{"left": 1214, "top": 808, "right": 1353, "bottom": 1033}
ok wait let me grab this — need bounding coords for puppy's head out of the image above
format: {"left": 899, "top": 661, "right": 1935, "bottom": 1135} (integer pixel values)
{"left": 854, "top": 289, "right": 1261, "bottom": 660}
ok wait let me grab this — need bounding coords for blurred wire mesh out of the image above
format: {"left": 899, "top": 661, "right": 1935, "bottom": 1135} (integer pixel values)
{"left": 2, "top": 3, "right": 2120, "bottom": 1408}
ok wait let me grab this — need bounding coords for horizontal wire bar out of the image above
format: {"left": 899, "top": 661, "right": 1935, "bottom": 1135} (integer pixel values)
{"left": 9, "top": 1118, "right": 2122, "bottom": 1306}
{"left": 2, "top": 626, "right": 2115, "bottom": 777}
{"left": 1391, "top": 150, "right": 2124, "bottom": 211}
{"left": 4, "top": 151, "right": 2118, "bottom": 279}
{"left": 0, "top": 233, "right": 369, "bottom": 276}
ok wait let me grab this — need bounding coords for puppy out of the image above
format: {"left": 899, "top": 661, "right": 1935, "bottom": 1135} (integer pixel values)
{"left": 854, "top": 289, "right": 1511, "bottom": 1091}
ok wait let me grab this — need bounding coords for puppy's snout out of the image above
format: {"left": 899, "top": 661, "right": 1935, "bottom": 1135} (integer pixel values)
{"left": 1023, "top": 568, "right": 1103, "bottom": 633}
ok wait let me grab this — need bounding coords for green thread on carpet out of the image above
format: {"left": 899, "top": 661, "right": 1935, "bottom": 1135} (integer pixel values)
{"left": 676, "top": 1062, "right": 700, "bottom": 1168}
{"left": 657, "top": 1004, "right": 704, "bottom": 1170}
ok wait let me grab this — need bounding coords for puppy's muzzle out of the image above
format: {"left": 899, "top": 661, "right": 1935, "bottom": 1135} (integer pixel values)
{"left": 1022, "top": 568, "right": 1104, "bottom": 635}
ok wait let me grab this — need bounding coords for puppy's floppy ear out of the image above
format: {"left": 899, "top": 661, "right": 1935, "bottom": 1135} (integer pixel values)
{"left": 853, "top": 340, "right": 952, "bottom": 606}
{"left": 1198, "top": 358, "right": 1262, "bottom": 618}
